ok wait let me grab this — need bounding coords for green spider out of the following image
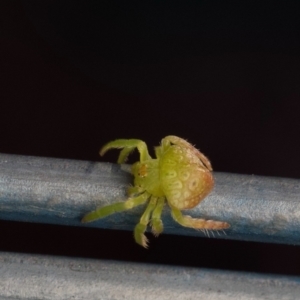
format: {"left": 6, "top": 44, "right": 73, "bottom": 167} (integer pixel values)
{"left": 82, "top": 135, "right": 230, "bottom": 248}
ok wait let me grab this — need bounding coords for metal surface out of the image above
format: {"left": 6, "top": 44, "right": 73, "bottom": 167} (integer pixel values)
{"left": 1, "top": 251, "right": 300, "bottom": 300}
{"left": 0, "top": 153, "right": 300, "bottom": 244}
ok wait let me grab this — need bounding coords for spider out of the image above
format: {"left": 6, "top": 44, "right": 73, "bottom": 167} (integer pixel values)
{"left": 82, "top": 135, "right": 229, "bottom": 248}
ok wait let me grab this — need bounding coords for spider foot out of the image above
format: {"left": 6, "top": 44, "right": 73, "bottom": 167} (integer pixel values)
{"left": 171, "top": 208, "right": 230, "bottom": 231}
{"left": 134, "top": 223, "right": 149, "bottom": 248}
{"left": 200, "top": 219, "right": 230, "bottom": 230}
{"left": 151, "top": 219, "right": 163, "bottom": 237}
{"left": 183, "top": 216, "right": 230, "bottom": 230}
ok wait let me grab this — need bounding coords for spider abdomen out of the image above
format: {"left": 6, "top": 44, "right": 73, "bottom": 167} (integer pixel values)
{"left": 160, "top": 145, "right": 214, "bottom": 210}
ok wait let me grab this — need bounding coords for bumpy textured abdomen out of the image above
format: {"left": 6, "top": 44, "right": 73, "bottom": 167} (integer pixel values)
{"left": 160, "top": 146, "right": 214, "bottom": 210}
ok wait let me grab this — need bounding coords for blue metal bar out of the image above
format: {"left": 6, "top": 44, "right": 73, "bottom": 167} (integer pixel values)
{"left": 1, "top": 251, "right": 300, "bottom": 300}
{"left": 0, "top": 153, "right": 300, "bottom": 245}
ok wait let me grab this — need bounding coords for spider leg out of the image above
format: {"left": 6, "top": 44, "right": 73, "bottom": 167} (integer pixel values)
{"left": 81, "top": 193, "right": 149, "bottom": 223}
{"left": 127, "top": 185, "right": 144, "bottom": 197}
{"left": 150, "top": 197, "right": 165, "bottom": 236}
{"left": 170, "top": 207, "right": 230, "bottom": 230}
{"left": 134, "top": 196, "right": 157, "bottom": 248}
{"left": 100, "top": 139, "right": 151, "bottom": 162}
{"left": 117, "top": 147, "right": 136, "bottom": 163}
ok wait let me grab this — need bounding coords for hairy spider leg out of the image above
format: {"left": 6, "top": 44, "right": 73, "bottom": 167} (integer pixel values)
{"left": 117, "top": 147, "right": 136, "bottom": 163}
{"left": 163, "top": 136, "right": 213, "bottom": 171}
{"left": 81, "top": 193, "right": 149, "bottom": 223}
{"left": 134, "top": 196, "right": 158, "bottom": 248}
{"left": 127, "top": 185, "right": 145, "bottom": 197}
{"left": 170, "top": 207, "right": 230, "bottom": 230}
{"left": 150, "top": 197, "right": 165, "bottom": 236}
{"left": 100, "top": 139, "right": 151, "bottom": 163}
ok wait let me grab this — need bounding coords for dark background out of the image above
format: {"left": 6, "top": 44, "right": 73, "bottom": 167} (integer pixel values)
{"left": 1, "top": 1, "right": 300, "bottom": 275}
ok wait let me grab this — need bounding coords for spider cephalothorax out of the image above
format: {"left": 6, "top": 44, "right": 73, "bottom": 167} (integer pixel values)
{"left": 82, "top": 136, "right": 229, "bottom": 248}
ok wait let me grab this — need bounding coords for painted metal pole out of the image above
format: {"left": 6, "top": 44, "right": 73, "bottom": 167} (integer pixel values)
{"left": 1, "top": 251, "right": 300, "bottom": 300}
{"left": 0, "top": 153, "right": 300, "bottom": 244}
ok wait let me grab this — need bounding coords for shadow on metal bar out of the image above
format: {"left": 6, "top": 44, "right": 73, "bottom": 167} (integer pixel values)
{"left": 0, "top": 153, "right": 300, "bottom": 245}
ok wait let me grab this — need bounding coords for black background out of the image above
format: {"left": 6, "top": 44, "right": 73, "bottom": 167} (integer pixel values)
{"left": 1, "top": 1, "right": 300, "bottom": 275}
